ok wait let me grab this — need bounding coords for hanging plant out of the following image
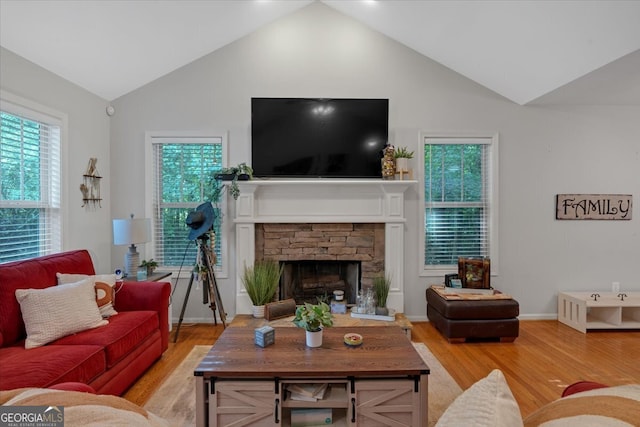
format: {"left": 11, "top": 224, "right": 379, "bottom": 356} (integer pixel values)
{"left": 211, "top": 163, "right": 253, "bottom": 200}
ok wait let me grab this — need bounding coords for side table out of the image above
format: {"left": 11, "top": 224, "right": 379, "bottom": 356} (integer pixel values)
{"left": 128, "top": 270, "right": 172, "bottom": 282}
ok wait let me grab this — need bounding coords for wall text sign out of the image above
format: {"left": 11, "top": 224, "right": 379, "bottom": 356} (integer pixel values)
{"left": 556, "top": 194, "right": 632, "bottom": 220}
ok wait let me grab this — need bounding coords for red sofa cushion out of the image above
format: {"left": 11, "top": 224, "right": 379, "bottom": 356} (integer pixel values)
{"left": 0, "top": 250, "right": 95, "bottom": 347}
{"left": 0, "top": 344, "right": 105, "bottom": 390}
{"left": 49, "top": 382, "right": 96, "bottom": 393}
{"left": 52, "top": 311, "right": 159, "bottom": 368}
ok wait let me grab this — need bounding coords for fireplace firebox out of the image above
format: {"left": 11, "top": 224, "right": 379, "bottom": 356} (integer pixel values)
{"left": 280, "top": 260, "right": 360, "bottom": 305}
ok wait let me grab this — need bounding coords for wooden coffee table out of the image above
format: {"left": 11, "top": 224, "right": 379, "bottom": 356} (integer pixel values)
{"left": 195, "top": 326, "right": 429, "bottom": 426}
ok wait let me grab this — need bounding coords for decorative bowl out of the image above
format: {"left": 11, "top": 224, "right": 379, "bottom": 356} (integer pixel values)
{"left": 344, "top": 332, "right": 363, "bottom": 347}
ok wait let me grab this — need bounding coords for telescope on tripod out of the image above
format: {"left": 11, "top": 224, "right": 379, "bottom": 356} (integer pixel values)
{"left": 173, "top": 202, "right": 227, "bottom": 343}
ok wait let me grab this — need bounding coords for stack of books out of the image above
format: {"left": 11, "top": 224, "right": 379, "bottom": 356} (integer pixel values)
{"left": 287, "top": 383, "right": 329, "bottom": 402}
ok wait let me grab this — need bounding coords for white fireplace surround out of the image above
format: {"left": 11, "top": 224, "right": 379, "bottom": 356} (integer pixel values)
{"left": 234, "top": 179, "right": 416, "bottom": 315}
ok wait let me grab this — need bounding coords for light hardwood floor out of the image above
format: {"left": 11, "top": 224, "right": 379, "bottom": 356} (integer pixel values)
{"left": 124, "top": 320, "right": 640, "bottom": 418}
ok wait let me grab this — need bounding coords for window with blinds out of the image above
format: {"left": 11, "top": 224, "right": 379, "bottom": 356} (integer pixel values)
{"left": 422, "top": 136, "right": 496, "bottom": 269}
{"left": 0, "top": 101, "right": 62, "bottom": 264}
{"left": 150, "top": 137, "right": 226, "bottom": 272}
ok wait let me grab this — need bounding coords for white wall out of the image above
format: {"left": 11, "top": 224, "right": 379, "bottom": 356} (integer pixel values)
{"left": 0, "top": 47, "right": 113, "bottom": 273}
{"left": 109, "top": 3, "right": 640, "bottom": 321}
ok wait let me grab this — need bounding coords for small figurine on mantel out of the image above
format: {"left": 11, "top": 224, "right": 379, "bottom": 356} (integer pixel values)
{"left": 381, "top": 143, "right": 395, "bottom": 179}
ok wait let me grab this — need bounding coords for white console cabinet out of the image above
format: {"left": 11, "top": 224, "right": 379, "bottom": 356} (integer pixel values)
{"left": 558, "top": 292, "right": 640, "bottom": 333}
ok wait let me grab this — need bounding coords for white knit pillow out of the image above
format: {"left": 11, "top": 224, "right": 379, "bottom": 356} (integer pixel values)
{"left": 436, "top": 369, "right": 523, "bottom": 427}
{"left": 16, "top": 278, "right": 108, "bottom": 349}
{"left": 57, "top": 273, "right": 118, "bottom": 317}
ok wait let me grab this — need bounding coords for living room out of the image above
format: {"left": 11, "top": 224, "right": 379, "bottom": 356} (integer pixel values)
{"left": 1, "top": 1, "right": 639, "bottom": 425}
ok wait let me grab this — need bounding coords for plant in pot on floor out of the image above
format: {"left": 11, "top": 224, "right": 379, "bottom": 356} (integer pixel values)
{"left": 241, "top": 260, "right": 282, "bottom": 318}
{"left": 373, "top": 273, "right": 392, "bottom": 316}
{"left": 293, "top": 301, "right": 334, "bottom": 347}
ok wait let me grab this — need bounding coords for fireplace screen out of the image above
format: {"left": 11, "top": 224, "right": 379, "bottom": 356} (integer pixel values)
{"left": 280, "top": 260, "right": 360, "bottom": 305}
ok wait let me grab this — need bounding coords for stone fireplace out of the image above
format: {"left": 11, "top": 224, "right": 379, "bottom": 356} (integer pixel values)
{"left": 234, "top": 179, "right": 414, "bottom": 315}
{"left": 255, "top": 223, "right": 385, "bottom": 305}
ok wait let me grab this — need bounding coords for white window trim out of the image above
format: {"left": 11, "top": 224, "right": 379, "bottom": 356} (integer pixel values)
{"left": 0, "top": 89, "right": 68, "bottom": 253}
{"left": 144, "top": 130, "right": 229, "bottom": 278}
{"left": 418, "top": 131, "right": 499, "bottom": 278}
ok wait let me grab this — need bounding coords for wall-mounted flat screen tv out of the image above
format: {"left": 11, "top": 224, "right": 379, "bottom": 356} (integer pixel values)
{"left": 251, "top": 98, "right": 388, "bottom": 178}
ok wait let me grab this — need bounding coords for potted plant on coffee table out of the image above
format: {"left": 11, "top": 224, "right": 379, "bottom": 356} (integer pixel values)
{"left": 293, "top": 301, "right": 334, "bottom": 347}
{"left": 373, "top": 273, "right": 391, "bottom": 316}
{"left": 241, "top": 260, "right": 282, "bottom": 318}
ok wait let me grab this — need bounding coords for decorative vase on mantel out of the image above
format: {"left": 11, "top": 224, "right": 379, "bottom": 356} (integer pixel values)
{"left": 395, "top": 157, "right": 409, "bottom": 172}
{"left": 381, "top": 144, "right": 396, "bottom": 179}
{"left": 305, "top": 329, "right": 323, "bottom": 348}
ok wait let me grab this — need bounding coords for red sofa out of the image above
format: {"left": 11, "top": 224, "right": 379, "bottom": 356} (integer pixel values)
{"left": 0, "top": 250, "right": 171, "bottom": 395}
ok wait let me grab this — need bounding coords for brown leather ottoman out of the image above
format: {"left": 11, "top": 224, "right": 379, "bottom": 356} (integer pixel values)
{"left": 426, "top": 286, "right": 519, "bottom": 343}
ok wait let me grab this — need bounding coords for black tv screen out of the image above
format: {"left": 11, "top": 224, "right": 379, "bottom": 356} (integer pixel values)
{"left": 251, "top": 98, "right": 388, "bottom": 178}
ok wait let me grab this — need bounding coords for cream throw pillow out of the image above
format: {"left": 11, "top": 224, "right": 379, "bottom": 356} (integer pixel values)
{"left": 436, "top": 369, "right": 523, "bottom": 427}
{"left": 57, "top": 273, "right": 118, "bottom": 317}
{"left": 15, "top": 278, "right": 108, "bottom": 349}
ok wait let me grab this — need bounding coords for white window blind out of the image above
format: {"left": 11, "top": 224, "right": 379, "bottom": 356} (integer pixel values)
{"left": 0, "top": 100, "right": 62, "bottom": 263}
{"left": 150, "top": 137, "right": 226, "bottom": 273}
{"left": 422, "top": 137, "right": 495, "bottom": 268}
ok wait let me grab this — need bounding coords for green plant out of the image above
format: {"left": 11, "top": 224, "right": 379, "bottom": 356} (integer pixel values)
{"left": 372, "top": 273, "right": 391, "bottom": 307}
{"left": 211, "top": 163, "right": 254, "bottom": 200}
{"left": 139, "top": 259, "right": 158, "bottom": 270}
{"left": 241, "top": 260, "right": 282, "bottom": 306}
{"left": 293, "top": 302, "right": 334, "bottom": 332}
{"left": 316, "top": 292, "right": 330, "bottom": 304}
{"left": 394, "top": 147, "right": 414, "bottom": 159}
{"left": 235, "top": 162, "right": 253, "bottom": 178}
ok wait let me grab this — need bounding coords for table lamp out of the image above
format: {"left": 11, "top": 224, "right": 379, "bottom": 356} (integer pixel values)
{"left": 113, "top": 214, "right": 151, "bottom": 278}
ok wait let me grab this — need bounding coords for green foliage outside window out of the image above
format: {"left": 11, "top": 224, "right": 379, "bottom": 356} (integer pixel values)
{"left": 424, "top": 143, "right": 488, "bottom": 266}
{"left": 1, "top": 113, "right": 42, "bottom": 200}
{"left": 155, "top": 142, "right": 224, "bottom": 268}
{"left": 0, "top": 112, "right": 49, "bottom": 262}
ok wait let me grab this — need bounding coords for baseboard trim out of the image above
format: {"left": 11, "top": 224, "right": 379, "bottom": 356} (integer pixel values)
{"left": 518, "top": 314, "right": 558, "bottom": 320}
{"left": 174, "top": 313, "right": 560, "bottom": 325}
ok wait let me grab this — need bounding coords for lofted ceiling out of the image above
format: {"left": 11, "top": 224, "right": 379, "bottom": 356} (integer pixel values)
{"left": 1, "top": 0, "right": 639, "bottom": 105}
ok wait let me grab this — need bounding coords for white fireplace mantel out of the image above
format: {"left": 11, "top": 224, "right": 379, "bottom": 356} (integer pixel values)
{"left": 234, "top": 179, "right": 416, "bottom": 314}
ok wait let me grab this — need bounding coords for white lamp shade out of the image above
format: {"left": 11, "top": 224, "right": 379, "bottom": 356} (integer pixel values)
{"left": 113, "top": 218, "right": 151, "bottom": 245}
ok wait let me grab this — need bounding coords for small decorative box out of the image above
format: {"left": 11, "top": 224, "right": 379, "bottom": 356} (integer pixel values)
{"left": 331, "top": 300, "right": 347, "bottom": 314}
{"left": 254, "top": 325, "right": 275, "bottom": 347}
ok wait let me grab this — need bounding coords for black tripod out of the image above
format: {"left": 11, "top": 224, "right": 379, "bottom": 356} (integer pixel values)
{"left": 173, "top": 233, "right": 226, "bottom": 343}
